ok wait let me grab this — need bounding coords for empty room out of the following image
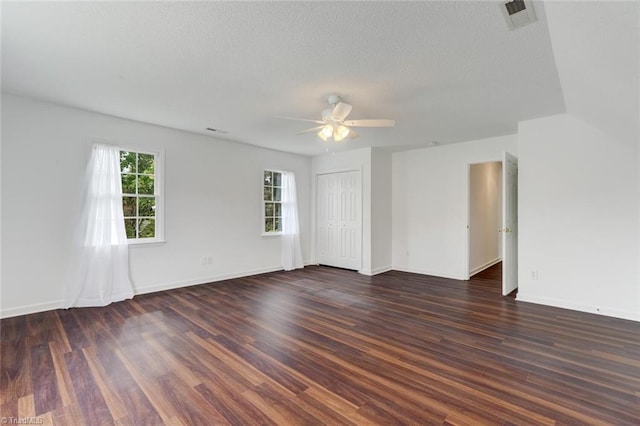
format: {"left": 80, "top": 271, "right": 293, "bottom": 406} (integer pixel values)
{"left": 1, "top": 1, "right": 639, "bottom": 424}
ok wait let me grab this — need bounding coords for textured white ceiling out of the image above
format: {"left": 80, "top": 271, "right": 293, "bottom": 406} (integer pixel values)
{"left": 544, "top": 1, "right": 639, "bottom": 145}
{"left": 2, "top": 1, "right": 565, "bottom": 156}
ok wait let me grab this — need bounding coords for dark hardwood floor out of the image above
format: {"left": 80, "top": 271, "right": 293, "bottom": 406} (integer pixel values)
{"left": 2, "top": 264, "right": 639, "bottom": 425}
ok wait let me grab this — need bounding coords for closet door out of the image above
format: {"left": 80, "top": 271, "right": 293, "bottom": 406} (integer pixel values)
{"left": 316, "top": 173, "right": 337, "bottom": 267}
{"left": 316, "top": 170, "right": 361, "bottom": 270}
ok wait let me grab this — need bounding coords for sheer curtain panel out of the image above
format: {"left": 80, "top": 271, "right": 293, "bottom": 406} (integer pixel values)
{"left": 281, "top": 172, "right": 304, "bottom": 271}
{"left": 65, "top": 144, "right": 134, "bottom": 307}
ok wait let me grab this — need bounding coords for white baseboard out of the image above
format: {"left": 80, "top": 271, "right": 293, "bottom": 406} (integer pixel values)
{"left": 469, "top": 257, "right": 502, "bottom": 277}
{"left": 134, "top": 265, "right": 285, "bottom": 295}
{"left": 517, "top": 293, "right": 640, "bottom": 322}
{"left": 7, "top": 266, "right": 637, "bottom": 324}
{"left": 359, "top": 265, "right": 393, "bottom": 276}
{"left": 0, "top": 263, "right": 310, "bottom": 319}
{"left": 391, "top": 265, "right": 466, "bottom": 280}
{"left": 0, "top": 299, "right": 65, "bottom": 319}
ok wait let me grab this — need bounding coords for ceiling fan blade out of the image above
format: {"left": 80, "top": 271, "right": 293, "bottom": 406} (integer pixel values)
{"left": 277, "top": 116, "right": 325, "bottom": 124}
{"left": 296, "top": 125, "right": 326, "bottom": 135}
{"left": 343, "top": 119, "right": 395, "bottom": 127}
{"left": 331, "top": 102, "right": 352, "bottom": 121}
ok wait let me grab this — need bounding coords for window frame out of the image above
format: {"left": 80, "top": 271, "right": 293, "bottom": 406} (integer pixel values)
{"left": 262, "top": 169, "right": 284, "bottom": 236}
{"left": 118, "top": 146, "right": 165, "bottom": 245}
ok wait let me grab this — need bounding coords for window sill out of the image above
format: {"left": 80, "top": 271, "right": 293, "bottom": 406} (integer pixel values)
{"left": 261, "top": 232, "right": 282, "bottom": 237}
{"left": 128, "top": 239, "right": 167, "bottom": 247}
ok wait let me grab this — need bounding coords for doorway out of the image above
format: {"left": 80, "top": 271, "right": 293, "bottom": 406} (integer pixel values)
{"left": 468, "top": 152, "right": 518, "bottom": 296}
{"left": 466, "top": 151, "right": 518, "bottom": 296}
{"left": 468, "top": 161, "right": 503, "bottom": 277}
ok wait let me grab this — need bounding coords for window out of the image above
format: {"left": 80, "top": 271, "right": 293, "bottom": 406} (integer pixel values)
{"left": 120, "top": 150, "right": 162, "bottom": 242}
{"left": 263, "top": 170, "right": 282, "bottom": 234}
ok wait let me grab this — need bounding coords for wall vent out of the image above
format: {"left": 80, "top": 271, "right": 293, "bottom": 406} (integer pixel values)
{"left": 500, "top": 0, "right": 537, "bottom": 30}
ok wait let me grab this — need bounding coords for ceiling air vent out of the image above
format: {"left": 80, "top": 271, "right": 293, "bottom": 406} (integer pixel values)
{"left": 500, "top": 0, "right": 537, "bottom": 30}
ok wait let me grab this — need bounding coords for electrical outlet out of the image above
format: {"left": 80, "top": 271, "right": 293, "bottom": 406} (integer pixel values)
{"left": 530, "top": 270, "right": 538, "bottom": 280}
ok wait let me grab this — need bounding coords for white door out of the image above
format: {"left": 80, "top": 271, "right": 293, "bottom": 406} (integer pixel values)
{"left": 317, "top": 171, "right": 362, "bottom": 270}
{"left": 316, "top": 173, "right": 336, "bottom": 267}
{"left": 501, "top": 151, "right": 518, "bottom": 295}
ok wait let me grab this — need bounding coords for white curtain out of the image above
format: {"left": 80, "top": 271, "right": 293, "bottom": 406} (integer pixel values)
{"left": 65, "top": 144, "right": 134, "bottom": 307}
{"left": 281, "top": 172, "right": 304, "bottom": 271}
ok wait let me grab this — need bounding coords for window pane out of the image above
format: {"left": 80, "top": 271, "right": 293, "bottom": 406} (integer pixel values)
{"left": 272, "top": 187, "right": 281, "bottom": 201}
{"left": 264, "top": 171, "right": 272, "bottom": 186}
{"left": 273, "top": 172, "right": 282, "bottom": 187}
{"left": 139, "top": 197, "right": 156, "bottom": 217}
{"left": 264, "top": 218, "right": 274, "bottom": 233}
{"left": 138, "top": 218, "right": 155, "bottom": 238}
{"left": 120, "top": 151, "right": 137, "bottom": 173}
{"left": 274, "top": 202, "right": 281, "bottom": 217}
{"left": 121, "top": 174, "right": 136, "bottom": 194}
{"left": 124, "top": 219, "right": 136, "bottom": 239}
{"left": 265, "top": 202, "right": 274, "bottom": 217}
{"left": 122, "top": 196, "right": 137, "bottom": 216}
{"left": 138, "top": 154, "right": 154, "bottom": 175}
{"left": 275, "top": 217, "right": 282, "bottom": 232}
{"left": 138, "top": 175, "right": 154, "bottom": 195}
{"left": 263, "top": 186, "right": 272, "bottom": 201}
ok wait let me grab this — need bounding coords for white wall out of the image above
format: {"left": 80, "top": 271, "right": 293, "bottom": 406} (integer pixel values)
{"left": 311, "top": 147, "right": 372, "bottom": 274}
{"left": 469, "top": 161, "right": 502, "bottom": 275}
{"left": 0, "top": 92, "right": 2, "bottom": 310}
{"left": 371, "top": 148, "right": 393, "bottom": 274}
{"left": 1, "top": 94, "right": 312, "bottom": 317}
{"left": 392, "top": 135, "right": 517, "bottom": 280}
{"left": 533, "top": 1, "right": 639, "bottom": 321}
{"left": 518, "top": 113, "right": 639, "bottom": 321}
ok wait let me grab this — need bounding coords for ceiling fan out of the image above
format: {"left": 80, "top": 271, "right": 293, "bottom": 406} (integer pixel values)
{"left": 280, "top": 95, "right": 395, "bottom": 142}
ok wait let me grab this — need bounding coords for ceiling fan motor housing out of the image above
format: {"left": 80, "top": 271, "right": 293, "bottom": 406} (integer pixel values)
{"left": 327, "top": 94, "right": 342, "bottom": 106}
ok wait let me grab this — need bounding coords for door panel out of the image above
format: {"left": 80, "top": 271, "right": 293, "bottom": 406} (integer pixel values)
{"left": 316, "top": 170, "right": 362, "bottom": 270}
{"left": 502, "top": 152, "right": 518, "bottom": 296}
{"left": 316, "top": 174, "right": 331, "bottom": 263}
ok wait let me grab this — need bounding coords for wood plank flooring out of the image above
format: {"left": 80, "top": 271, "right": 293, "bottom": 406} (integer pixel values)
{"left": 2, "top": 264, "right": 640, "bottom": 425}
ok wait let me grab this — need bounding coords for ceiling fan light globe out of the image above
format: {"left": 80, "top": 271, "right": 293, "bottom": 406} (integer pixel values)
{"left": 318, "top": 131, "right": 328, "bottom": 141}
{"left": 334, "top": 125, "right": 350, "bottom": 142}
{"left": 321, "top": 125, "right": 333, "bottom": 138}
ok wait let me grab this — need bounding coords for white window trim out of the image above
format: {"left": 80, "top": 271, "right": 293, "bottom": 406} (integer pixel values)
{"left": 118, "top": 145, "right": 166, "bottom": 245}
{"left": 261, "top": 168, "right": 285, "bottom": 237}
